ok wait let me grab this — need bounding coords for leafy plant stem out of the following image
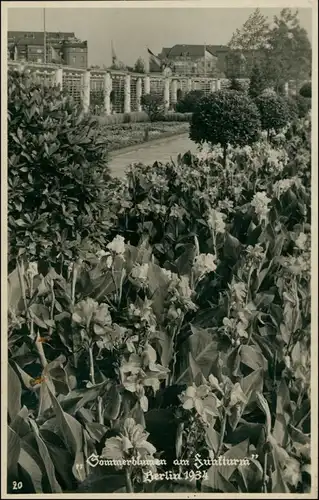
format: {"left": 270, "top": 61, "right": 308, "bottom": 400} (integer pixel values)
{"left": 71, "top": 263, "right": 77, "bottom": 305}
{"left": 35, "top": 328, "right": 48, "bottom": 368}
{"left": 125, "top": 468, "right": 133, "bottom": 493}
{"left": 217, "top": 411, "right": 227, "bottom": 456}
{"left": 262, "top": 451, "right": 268, "bottom": 493}
{"left": 97, "top": 396, "right": 103, "bottom": 424}
{"left": 88, "top": 345, "right": 96, "bottom": 385}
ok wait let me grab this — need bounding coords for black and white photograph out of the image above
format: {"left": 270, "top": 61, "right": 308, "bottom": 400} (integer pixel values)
{"left": 2, "top": 0, "right": 317, "bottom": 497}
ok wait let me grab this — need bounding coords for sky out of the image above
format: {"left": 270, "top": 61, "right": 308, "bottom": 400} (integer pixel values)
{"left": 7, "top": 6, "right": 313, "bottom": 67}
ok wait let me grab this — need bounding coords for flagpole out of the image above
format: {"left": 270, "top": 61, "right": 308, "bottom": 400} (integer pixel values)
{"left": 43, "top": 8, "right": 47, "bottom": 64}
{"left": 204, "top": 42, "right": 206, "bottom": 77}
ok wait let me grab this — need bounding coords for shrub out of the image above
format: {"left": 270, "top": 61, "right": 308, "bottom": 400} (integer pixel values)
{"left": 7, "top": 68, "right": 112, "bottom": 271}
{"left": 254, "top": 93, "right": 291, "bottom": 137}
{"left": 190, "top": 90, "right": 261, "bottom": 166}
{"left": 299, "top": 81, "right": 311, "bottom": 98}
{"left": 175, "top": 90, "right": 204, "bottom": 113}
{"left": 248, "top": 64, "right": 268, "bottom": 98}
{"left": 229, "top": 77, "right": 244, "bottom": 92}
{"left": 162, "top": 112, "right": 192, "bottom": 122}
{"left": 294, "top": 95, "right": 311, "bottom": 118}
{"left": 141, "top": 93, "right": 164, "bottom": 121}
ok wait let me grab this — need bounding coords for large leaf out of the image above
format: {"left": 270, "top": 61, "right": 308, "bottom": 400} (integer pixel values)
{"left": 8, "top": 363, "right": 22, "bottom": 421}
{"left": 18, "top": 439, "right": 44, "bottom": 493}
{"left": 239, "top": 345, "right": 267, "bottom": 371}
{"left": 47, "top": 384, "right": 86, "bottom": 482}
{"left": 272, "top": 379, "right": 291, "bottom": 447}
{"left": 29, "top": 419, "right": 62, "bottom": 492}
{"left": 241, "top": 368, "right": 264, "bottom": 408}
{"left": 202, "top": 440, "right": 250, "bottom": 491}
{"left": 8, "top": 426, "right": 21, "bottom": 477}
{"left": 176, "top": 326, "right": 219, "bottom": 384}
{"left": 40, "top": 429, "right": 75, "bottom": 491}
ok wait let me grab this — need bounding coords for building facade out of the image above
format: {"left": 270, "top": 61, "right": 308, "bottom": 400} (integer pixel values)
{"left": 151, "top": 44, "right": 258, "bottom": 78}
{"left": 7, "top": 31, "right": 88, "bottom": 69}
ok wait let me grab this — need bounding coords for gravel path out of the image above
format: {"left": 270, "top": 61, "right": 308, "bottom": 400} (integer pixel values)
{"left": 109, "top": 133, "right": 199, "bottom": 177}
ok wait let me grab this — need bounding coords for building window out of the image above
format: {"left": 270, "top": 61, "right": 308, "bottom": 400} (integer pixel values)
{"left": 72, "top": 56, "right": 76, "bottom": 64}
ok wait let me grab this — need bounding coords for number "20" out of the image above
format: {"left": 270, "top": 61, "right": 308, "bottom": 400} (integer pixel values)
{"left": 12, "top": 481, "right": 23, "bottom": 490}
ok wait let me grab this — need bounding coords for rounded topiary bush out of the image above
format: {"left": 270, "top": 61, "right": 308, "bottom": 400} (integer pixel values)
{"left": 190, "top": 90, "right": 261, "bottom": 166}
{"left": 8, "top": 68, "right": 112, "bottom": 270}
{"left": 176, "top": 90, "right": 205, "bottom": 113}
{"left": 299, "top": 82, "right": 311, "bottom": 98}
{"left": 254, "top": 93, "right": 291, "bottom": 137}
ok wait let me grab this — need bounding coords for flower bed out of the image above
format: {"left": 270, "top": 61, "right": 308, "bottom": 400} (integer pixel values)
{"left": 98, "top": 121, "right": 190, "bottom": 152}
{"left": 7, "top": 115, "right": 311, "bottom": 494}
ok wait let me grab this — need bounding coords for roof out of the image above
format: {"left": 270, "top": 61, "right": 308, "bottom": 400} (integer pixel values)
{"left": 160, "top": 44, "right": 229, "bottom": 59}
{"left": 7, "top": 31, "right": 77, "bottom": 46}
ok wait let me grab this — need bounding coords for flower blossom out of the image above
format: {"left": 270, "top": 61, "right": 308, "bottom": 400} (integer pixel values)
{"left": 101, "top": 418, "right": 157, "bottom": 471}
{"left": 193, "top": 253, "right": 217, "bottom": 281}
{"left": 107, "top": 235, "right": 125, "bottom": 255}
{"left": 131, "top": 263, "right": 149, "bottom": 286}
{"left": 251, "top": 191, "right": 271, "bottom": 221}
{"left": 207, "top": 208, "right": 226, "bottom": 234}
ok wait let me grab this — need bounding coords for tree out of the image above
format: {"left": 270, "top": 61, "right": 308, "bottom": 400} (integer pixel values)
{"left": 265, "top": 9, "right": 312, "bottom": 91}
{"left": 225, "top": 50, "right": 247, "bottom": 78}
{"left": 134, "top": 57, "right": 146, "bottom": 74}
{"left": 254, "top": 93, "right": 290, "bottom": 137}
{"left": 141, "top": 93, "right": 164, "bottom": 121}
{"left": 228, "top": 8, "right": 270, "bottom": 51}
{"left": 190, "top": 90, "right": 261, "bottom": 167}
{"left": 248, "top": 64, "right": 268, "bottom": 98}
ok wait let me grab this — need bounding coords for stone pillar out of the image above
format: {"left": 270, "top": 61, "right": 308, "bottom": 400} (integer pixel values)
{"left": 144, "top": 75, "right": 150, "bottom": 95}
{"left": 192, "top": 80, "right": 197, "bottom": 91}
{"left": 284, "top": 81, "right": 289, "bottom": 96}
{"left": 55, "top": 68, "right": 63, "bottom": 89}
{"left": 216, "top": 79, "right": 221, "bottom": 91}
{"left": 210, "top": 79, "right": 216, "bottom": 93}
{"left": 164, "top": 78, "right": 170, "bottom": 112}
{"left": 124, "top": 74, "right": 131, "bottom": 113}
{"left": 136, "top": 77, "right": 142, "bottom": 112}
{"left": 187, "top": 78, "right": 192, "bottom": 93}
{"left": 82, "top": 70, "right": 90, "bottom": 113}
{"left": 104, "top": 72, "right": 112, "bottom": 115}
{"left": 171, "top": 79, "right": 178, "bottom": 106}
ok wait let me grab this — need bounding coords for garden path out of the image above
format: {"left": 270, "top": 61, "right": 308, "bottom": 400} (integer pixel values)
{"left": 109, "top": 133, "right": 199, "bottom": 177}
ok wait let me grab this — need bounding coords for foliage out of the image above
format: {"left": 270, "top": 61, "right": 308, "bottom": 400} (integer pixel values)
{"left": 286, "top": 95, "right": 311, "bottom": 120}
{"left": 248, "top": 64, "right": 268, "bottom": 98}
{"left": 225, "top": 51, "right": 247, "bottom": 79}
{"left": 7, "top": 80, "right": 312, "bottom": 496}
{"left": 254, "top": 93, "right": 291, "bottom": 136}
{"left": 228, "top": 78, "right": 244, "bottom": 92}
{"left": 266, "top": 9, "right": 312, "bottom": 90}
{"left": 299, "top": 82, "right": 311, "bottom": 98}
{"left": 228, "top": 8, "right": 270, "bottom": 51}
{"left": 141, "top": 93, "right": 165, "bottom": 122}
{"left": 134, "top": 57, "right": 146, "bottom": 74}
{"left": 175, "top": 90, "right": 205, "bottom": 113}
{"left": 162, "top": 112, "right": 192, "bottom": 122}
{"left": 7, "top": 68, "right": 111, "bottom": 273}
{"left": 228, "top": 8, "right": 311, "bottom": 85}
{"left": 190, "top": 90, "right": 261, "bottom": 166}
